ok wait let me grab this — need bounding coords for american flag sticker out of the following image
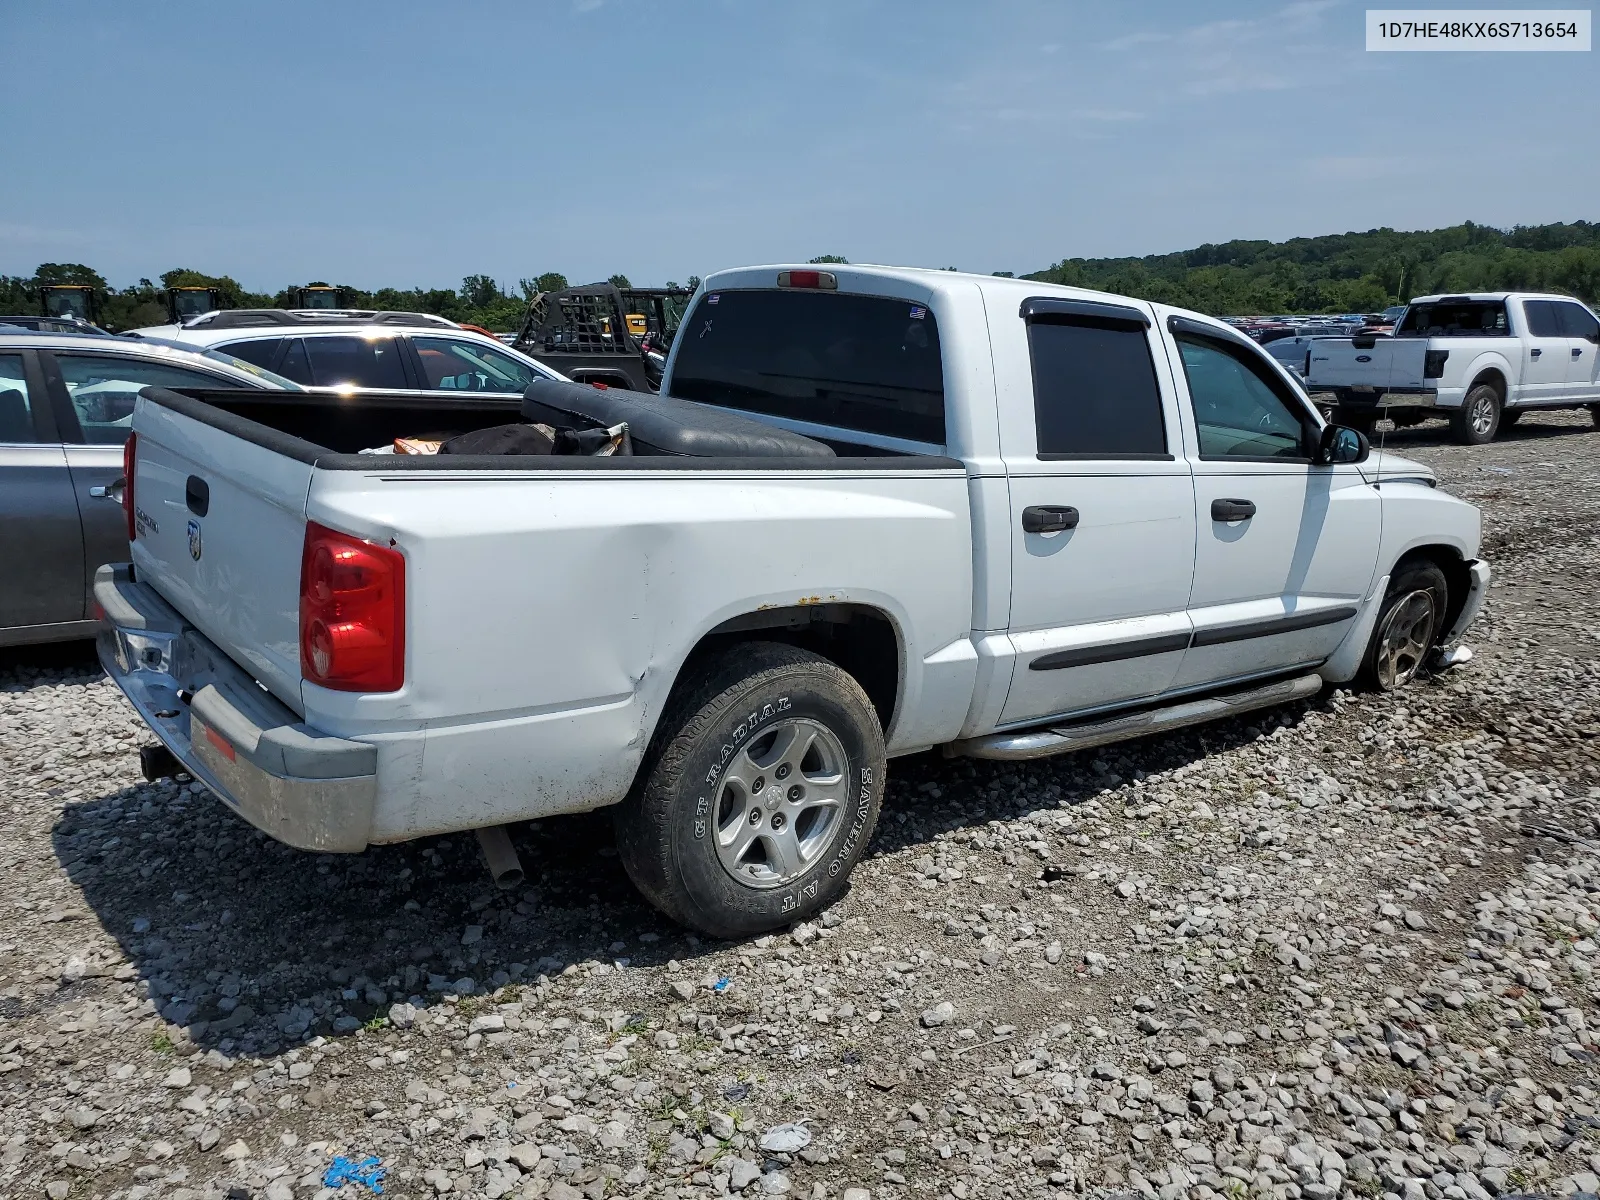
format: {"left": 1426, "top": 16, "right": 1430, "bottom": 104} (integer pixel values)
{"left": 909, "top": 306, "right": 926, "bottom": 319}
{"left": 707, "top": 294, "right": 720, "bottom": 305}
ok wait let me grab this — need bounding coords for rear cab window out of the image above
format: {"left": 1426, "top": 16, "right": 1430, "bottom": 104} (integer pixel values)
{"left": 666, "top": 289, "right": 946, "bottom": 447}
{"left": 1396, "top": 300, "right": 1509, "bottom": 337}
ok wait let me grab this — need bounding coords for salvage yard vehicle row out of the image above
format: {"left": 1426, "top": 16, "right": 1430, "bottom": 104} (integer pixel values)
{"left": 97, "top": 265, "right": 1489, "bottom": 934}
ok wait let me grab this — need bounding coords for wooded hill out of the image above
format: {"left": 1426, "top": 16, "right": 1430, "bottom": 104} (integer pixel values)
{"left": 1021, "top": 221, "right": 1600, "bottom": 314}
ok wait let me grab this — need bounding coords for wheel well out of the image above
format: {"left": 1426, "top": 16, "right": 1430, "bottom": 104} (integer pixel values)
{"left": 687, "top": 604, "right": 901, "bottom": 732}
{"left": 1469, "top": 368, "right": 1506, "bottom": 399}
{"left": 1395, "top": 546, "right": 1470, "bottom": 634}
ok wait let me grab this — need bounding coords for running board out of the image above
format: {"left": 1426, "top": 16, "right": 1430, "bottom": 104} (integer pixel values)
{"left": 948, "top": 672, "right": 1324, "bottom": 762}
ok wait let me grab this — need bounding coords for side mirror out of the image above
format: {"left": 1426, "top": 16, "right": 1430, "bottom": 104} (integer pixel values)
{"left": 1318, "top": 423, "right": 1369, "bottom": 465}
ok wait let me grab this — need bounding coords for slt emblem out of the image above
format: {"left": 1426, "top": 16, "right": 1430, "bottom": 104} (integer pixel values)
{"left": 187, "top": 519, "right": 203, "bottom": 562}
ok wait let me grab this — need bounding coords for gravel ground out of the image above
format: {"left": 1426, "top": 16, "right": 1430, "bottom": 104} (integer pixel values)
{"left": 4, "top": 410, "right": 1600, "bottom": 1200}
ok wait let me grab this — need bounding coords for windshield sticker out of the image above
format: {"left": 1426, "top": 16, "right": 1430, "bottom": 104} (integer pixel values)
{"left": 707, "top": 294, "right": 720, "bottom": 305}
{"left": 909, "top": 306, "right": 926, "bottom": 319}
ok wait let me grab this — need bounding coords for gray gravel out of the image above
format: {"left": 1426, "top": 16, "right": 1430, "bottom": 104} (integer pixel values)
{"left": 3, "top": 409, "right": 1600, "bottom": 1200}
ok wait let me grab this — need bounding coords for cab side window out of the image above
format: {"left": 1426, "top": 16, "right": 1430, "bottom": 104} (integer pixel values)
{"left": 412, "top": 337, "right": 542, "bottom": 393}
{"left": 1555, "top": 302, "right": 1600, "bottom": 340}
{"left": 1523, "top": 301, "right": 1563, "bottom": 337}
{"left": 0, "top": 354, "right": 39, "bottom": 443}
{"left": 53, "top": 354, "right": 234, "bottom": 445}
{"left": 1176, "top": 336, "right": 1310, "bottom": 460}
{"left": 296, "top": 336, "right": 407, "bottom": 389}
{"left": 1026, "top": 319, "right": 1167, "bottom": 458}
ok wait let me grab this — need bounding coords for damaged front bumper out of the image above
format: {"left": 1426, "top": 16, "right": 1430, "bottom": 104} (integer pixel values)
{"left": 95, "top": 563, "right": 377, "bottom": 852}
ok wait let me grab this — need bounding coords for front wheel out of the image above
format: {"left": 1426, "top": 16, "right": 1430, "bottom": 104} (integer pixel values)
{"left": 1450, "top": 384, "right": 1501, "bottom": 445}
{"left": 614, "top": 642, "right": 886, "bottom": 937}
{"left": 1361, "top": 560, "right": 1448, "bottom": 691}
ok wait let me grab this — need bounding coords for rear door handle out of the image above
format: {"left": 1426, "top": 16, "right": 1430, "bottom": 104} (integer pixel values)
{"left": 89, "top": 479, "right": 124, "bottom": 502}
{"left": 1211, "top": 498, "right": 1256, "bottom": 522}
{"left": 1530, "top": 348, "right": 1542, "bottom": 358}
{"left": 1021, "top": 505, "right": 1080, "bottom": 533}
{"left": 1576, "top": 347, "right": 1586, "bottom": 357}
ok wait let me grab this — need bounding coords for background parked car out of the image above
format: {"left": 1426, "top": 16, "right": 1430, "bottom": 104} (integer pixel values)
{"left": 0, "top": 331, "right": 301, "bottom": 647}
{"left": 137, "top": 311, "right": 567, "bottom": 397}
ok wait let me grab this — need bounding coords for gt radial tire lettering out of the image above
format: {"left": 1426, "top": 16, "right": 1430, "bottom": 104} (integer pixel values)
{"left": 693, "top": 696, "right": 791, "bottom": 839}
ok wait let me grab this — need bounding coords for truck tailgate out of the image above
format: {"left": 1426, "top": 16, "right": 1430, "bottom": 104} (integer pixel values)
{"left": 1306, "top": 338, "right": 1428, "bottom": 391}
{"left": 127, "top": 395, "right": 311, "bottom": 712}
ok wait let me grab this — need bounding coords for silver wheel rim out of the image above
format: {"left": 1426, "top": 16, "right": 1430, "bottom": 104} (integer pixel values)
{"left": 713, "top": 717, "right": 849, "bottom": 889}
{"left": 1375, "top": 589, "right": 1437, "bottom": 689}
{"left": 1470, "top": 395, "right": 1495, "bottom": 436}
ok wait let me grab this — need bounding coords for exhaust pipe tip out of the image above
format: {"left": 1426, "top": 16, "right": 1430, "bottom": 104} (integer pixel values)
{"left": 475, "top": 825, "right": 525, "bottom": 890}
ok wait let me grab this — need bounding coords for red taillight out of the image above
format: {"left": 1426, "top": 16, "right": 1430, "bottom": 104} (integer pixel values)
{"left": 298, "top": 522, "right": 405, "bottom": 692}
{"left": 122, "top": 432, "right": 137, "bottom": 540}
{"left": 776, "top": 269, "right": 837, "bottom": 290}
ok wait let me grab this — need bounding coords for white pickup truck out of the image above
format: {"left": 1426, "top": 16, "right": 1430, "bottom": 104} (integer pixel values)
{"left": 1306, "top": 291, "right": 1600, "bottom": 444}
{"left": 96, "top": 265, "right": 1490, "bottom": 935}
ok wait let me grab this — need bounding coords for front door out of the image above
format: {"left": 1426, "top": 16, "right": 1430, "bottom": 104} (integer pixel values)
{"left": 1166, "top": 324, "right": 1380, "bottom": 691}
{"left": 1520, "top": 300, "right": 1572, "bottom": 403}
{"left": 1554, "top": 301, "right": 1600, "bottom": 399}
{"left": 1000, "top": 300, "right": 1196, "bottom": 727}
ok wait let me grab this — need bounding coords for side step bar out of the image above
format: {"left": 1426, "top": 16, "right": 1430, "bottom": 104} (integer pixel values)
{"left": 948, "top": 672, "right": 1323, "bottom": 762}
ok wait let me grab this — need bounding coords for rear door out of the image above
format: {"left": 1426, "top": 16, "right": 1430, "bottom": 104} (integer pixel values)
{"left": 1166, "top": 318, "right": 1380, "bottom": 689}
{"left": 42, "top": 350, "right": 250, "bottom": 618}
{"left": 998, "top": 298, "right": 1197, "bottom": 726}
{"left": 0, "top": 350, "right": 84, "bottom": 631}
{"left": 1553, "top": 301, "right": 1600, "bottom": 398}
{"left": 1520, "top": 300, "right": 1571, "bottom": 403}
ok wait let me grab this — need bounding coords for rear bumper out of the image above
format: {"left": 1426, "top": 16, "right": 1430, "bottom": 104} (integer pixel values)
{"left": 1331, "top": 387, "right": 1437, "bottom": 408}
{"left": 95, "top": 563, "right": 377, "bottom": 853}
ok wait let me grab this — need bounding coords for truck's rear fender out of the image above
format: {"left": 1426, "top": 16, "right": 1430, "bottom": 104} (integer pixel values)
{"left": 1456, "top": 354, "right": 1512, "bottom": 405}
{"left": 299, "top": 468, "right": 973, "bottom": 839}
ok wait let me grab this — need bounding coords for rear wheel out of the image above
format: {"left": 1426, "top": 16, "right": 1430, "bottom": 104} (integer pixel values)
{"left": 1361, "top": 560, "right": 1448, "bottom": 691}
{"left": 1450, "top": 383, "right": 1501, "bottom": 445}
{"left": 614, "top": 642, "right": 885, "bottom": 937}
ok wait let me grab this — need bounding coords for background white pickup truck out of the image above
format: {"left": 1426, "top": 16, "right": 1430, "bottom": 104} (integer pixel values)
{"left": 98, "top": 266, "right": 1489, "bottom": 935}
{"left": 1307, "top": 291, "right": 1600, "bottom": 444}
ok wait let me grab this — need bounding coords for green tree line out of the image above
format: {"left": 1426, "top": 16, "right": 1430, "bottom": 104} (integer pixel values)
{"left": 0, "top": 267, "right": 621, "bottom": 333}
{"left": 4, "top": 221, "right": 1596, "bottom": 331}
{"left": 1022, "top": 220, "right": 1600, "bottom": 315}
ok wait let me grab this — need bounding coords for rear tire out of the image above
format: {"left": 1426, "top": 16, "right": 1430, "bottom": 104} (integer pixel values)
{"left": 614, "top": 642, "right": 886, "bottom": 937}
{"left": 1450, "top": 383, "right": 1501, "bottom": 445}
{"left": 1360, "top": 560, "right": 1449, "bottom": 691}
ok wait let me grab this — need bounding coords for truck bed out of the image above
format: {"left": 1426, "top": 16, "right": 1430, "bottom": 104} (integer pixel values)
{"left": 120, "top": 385, "right": 976, "bottom": 843}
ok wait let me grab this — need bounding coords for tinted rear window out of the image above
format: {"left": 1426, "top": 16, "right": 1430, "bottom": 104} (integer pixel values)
{"left": 1027, "top": 320, "right": 1167, "bottom": 458}
{"left": 667, "top": 290, "right": 946, "bottom": 444}
{"left": 1396, "top": 301, "right": 1508, "bottom": 337}
{"left": 1555, "top": 301, "right": 1600, "bottom": 339}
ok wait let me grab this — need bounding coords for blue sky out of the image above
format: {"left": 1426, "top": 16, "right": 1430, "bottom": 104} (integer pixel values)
{"left": 2, "top": 1, "right": 1594, "bottom": 291}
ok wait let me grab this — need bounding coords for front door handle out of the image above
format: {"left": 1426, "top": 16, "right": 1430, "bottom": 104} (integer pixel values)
{"left": 1531, "top": 348, "right": 1542, "bottom": 358}
{"left": 1211, "top": 498, "right": 1256, "bottom": 522}
{"left": 1021, "top": 505, "right": 1080, "bottom": 534}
